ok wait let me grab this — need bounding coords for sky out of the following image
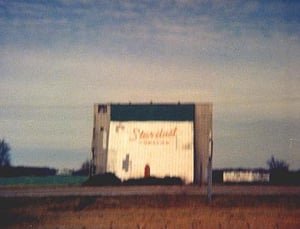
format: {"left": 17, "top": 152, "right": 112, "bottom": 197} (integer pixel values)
{"left": 0, "top": 0, "right": 300, "bottom": 170}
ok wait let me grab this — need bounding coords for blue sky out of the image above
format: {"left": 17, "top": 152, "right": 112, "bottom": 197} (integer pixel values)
{"left": 1, "top": 0, "right": 300, "bottom": 170}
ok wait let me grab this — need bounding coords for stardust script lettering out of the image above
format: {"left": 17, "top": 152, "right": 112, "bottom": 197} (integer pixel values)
{"left": 129, "top": 127, "right": 177, "bottom": 145}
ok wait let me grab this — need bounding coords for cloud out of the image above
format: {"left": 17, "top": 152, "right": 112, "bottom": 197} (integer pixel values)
{"left": 1, "top": 32, "right": 299, "bottom": 118}
{"left": 0, "top": 44, "right": 216, "bottom": 104}
{"left": 2, "top": 1, "right": 299, "bottom": 65}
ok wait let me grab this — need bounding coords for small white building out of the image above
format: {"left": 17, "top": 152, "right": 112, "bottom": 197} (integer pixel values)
{"left": 57, "top": 168, "right": 73, "bottom": 176}
{"left": 223, "top": 170, "right": 270, "bottom": 183}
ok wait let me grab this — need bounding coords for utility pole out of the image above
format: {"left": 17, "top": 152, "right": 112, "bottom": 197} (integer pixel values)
{"left": 207, "top": 130, "right": 213, "bottom": 203}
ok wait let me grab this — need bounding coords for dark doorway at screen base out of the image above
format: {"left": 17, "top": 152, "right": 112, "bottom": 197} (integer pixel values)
{"left": 144, "top": 164, "right": 150, "bottom": 178}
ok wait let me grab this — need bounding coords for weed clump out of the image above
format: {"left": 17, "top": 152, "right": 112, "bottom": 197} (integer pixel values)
{"left": 83, "top": 173, "right": 183, "bottom": 186}
{"left": 82, "top": 173, "right": 121, "bottom": 186}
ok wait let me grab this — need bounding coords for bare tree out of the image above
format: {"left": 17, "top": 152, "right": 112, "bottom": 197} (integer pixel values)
{"left": 0, "top": 139, "right": 11, "bottom": 167}
{"left": 267, "top": 155, "right": 289, "bottom": 172}
{"left": 72, "top": 159, "right": 90, "bottom": 176}
{"left": 80, "top": 160, "right": 90, "bottom": 171}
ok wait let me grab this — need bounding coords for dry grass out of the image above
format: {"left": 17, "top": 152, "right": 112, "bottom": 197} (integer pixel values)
{"left": 1, "top": 195, "right": 299, "bottom": 229}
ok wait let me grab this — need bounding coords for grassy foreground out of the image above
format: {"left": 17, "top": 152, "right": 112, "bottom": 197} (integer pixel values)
{"left": 1, "top": 195, "right": 299, "bottom": 229}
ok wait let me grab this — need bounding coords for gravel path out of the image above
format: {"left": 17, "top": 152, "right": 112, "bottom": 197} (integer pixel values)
{"left": 1, "top": 185, "right": 300, "bottom": 197}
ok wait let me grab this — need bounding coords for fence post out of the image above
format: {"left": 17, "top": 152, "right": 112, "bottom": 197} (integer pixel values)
{"left": 207, "top": 130, "right": 213, "bottom": 203}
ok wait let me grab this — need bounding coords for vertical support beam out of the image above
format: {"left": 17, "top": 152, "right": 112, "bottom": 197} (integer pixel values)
{"left": 194, "top": 103, "right": 213, "bottom": 185}
{"left": 92, "top": 104, "right": 111, "bottom": 175}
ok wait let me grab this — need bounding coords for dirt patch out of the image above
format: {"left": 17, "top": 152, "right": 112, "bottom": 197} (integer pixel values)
{"left": 1, "top": 195, "right": 300, "bottom": 229}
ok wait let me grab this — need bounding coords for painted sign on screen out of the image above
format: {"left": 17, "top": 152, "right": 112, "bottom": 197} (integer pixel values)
{"left": 129, "top": 127, "right": 177, "bottom": 145}
{"left": 107, "top": 121, "right": 194, "bottom": 183}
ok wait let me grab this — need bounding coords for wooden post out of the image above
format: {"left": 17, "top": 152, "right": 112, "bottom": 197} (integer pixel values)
{"left": 207, "top": 157, "right": 212, "bottom": 202}
{"left": 207, "top": 130, "right": 213, "bottom": 203}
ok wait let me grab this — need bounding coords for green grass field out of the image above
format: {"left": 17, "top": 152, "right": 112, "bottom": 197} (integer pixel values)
{"left": 0, "top": 176, "right": 88, "bottom": 186}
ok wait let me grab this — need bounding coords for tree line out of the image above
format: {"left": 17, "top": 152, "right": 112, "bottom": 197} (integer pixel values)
{"left": 0, "top": 139, "right": 89, "bottom": 177}
{"left": 0, "top": 138, "right": 299, "bottom": 184}
{"left": 0, "top": 139, "right": 56, "bottom": 177}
